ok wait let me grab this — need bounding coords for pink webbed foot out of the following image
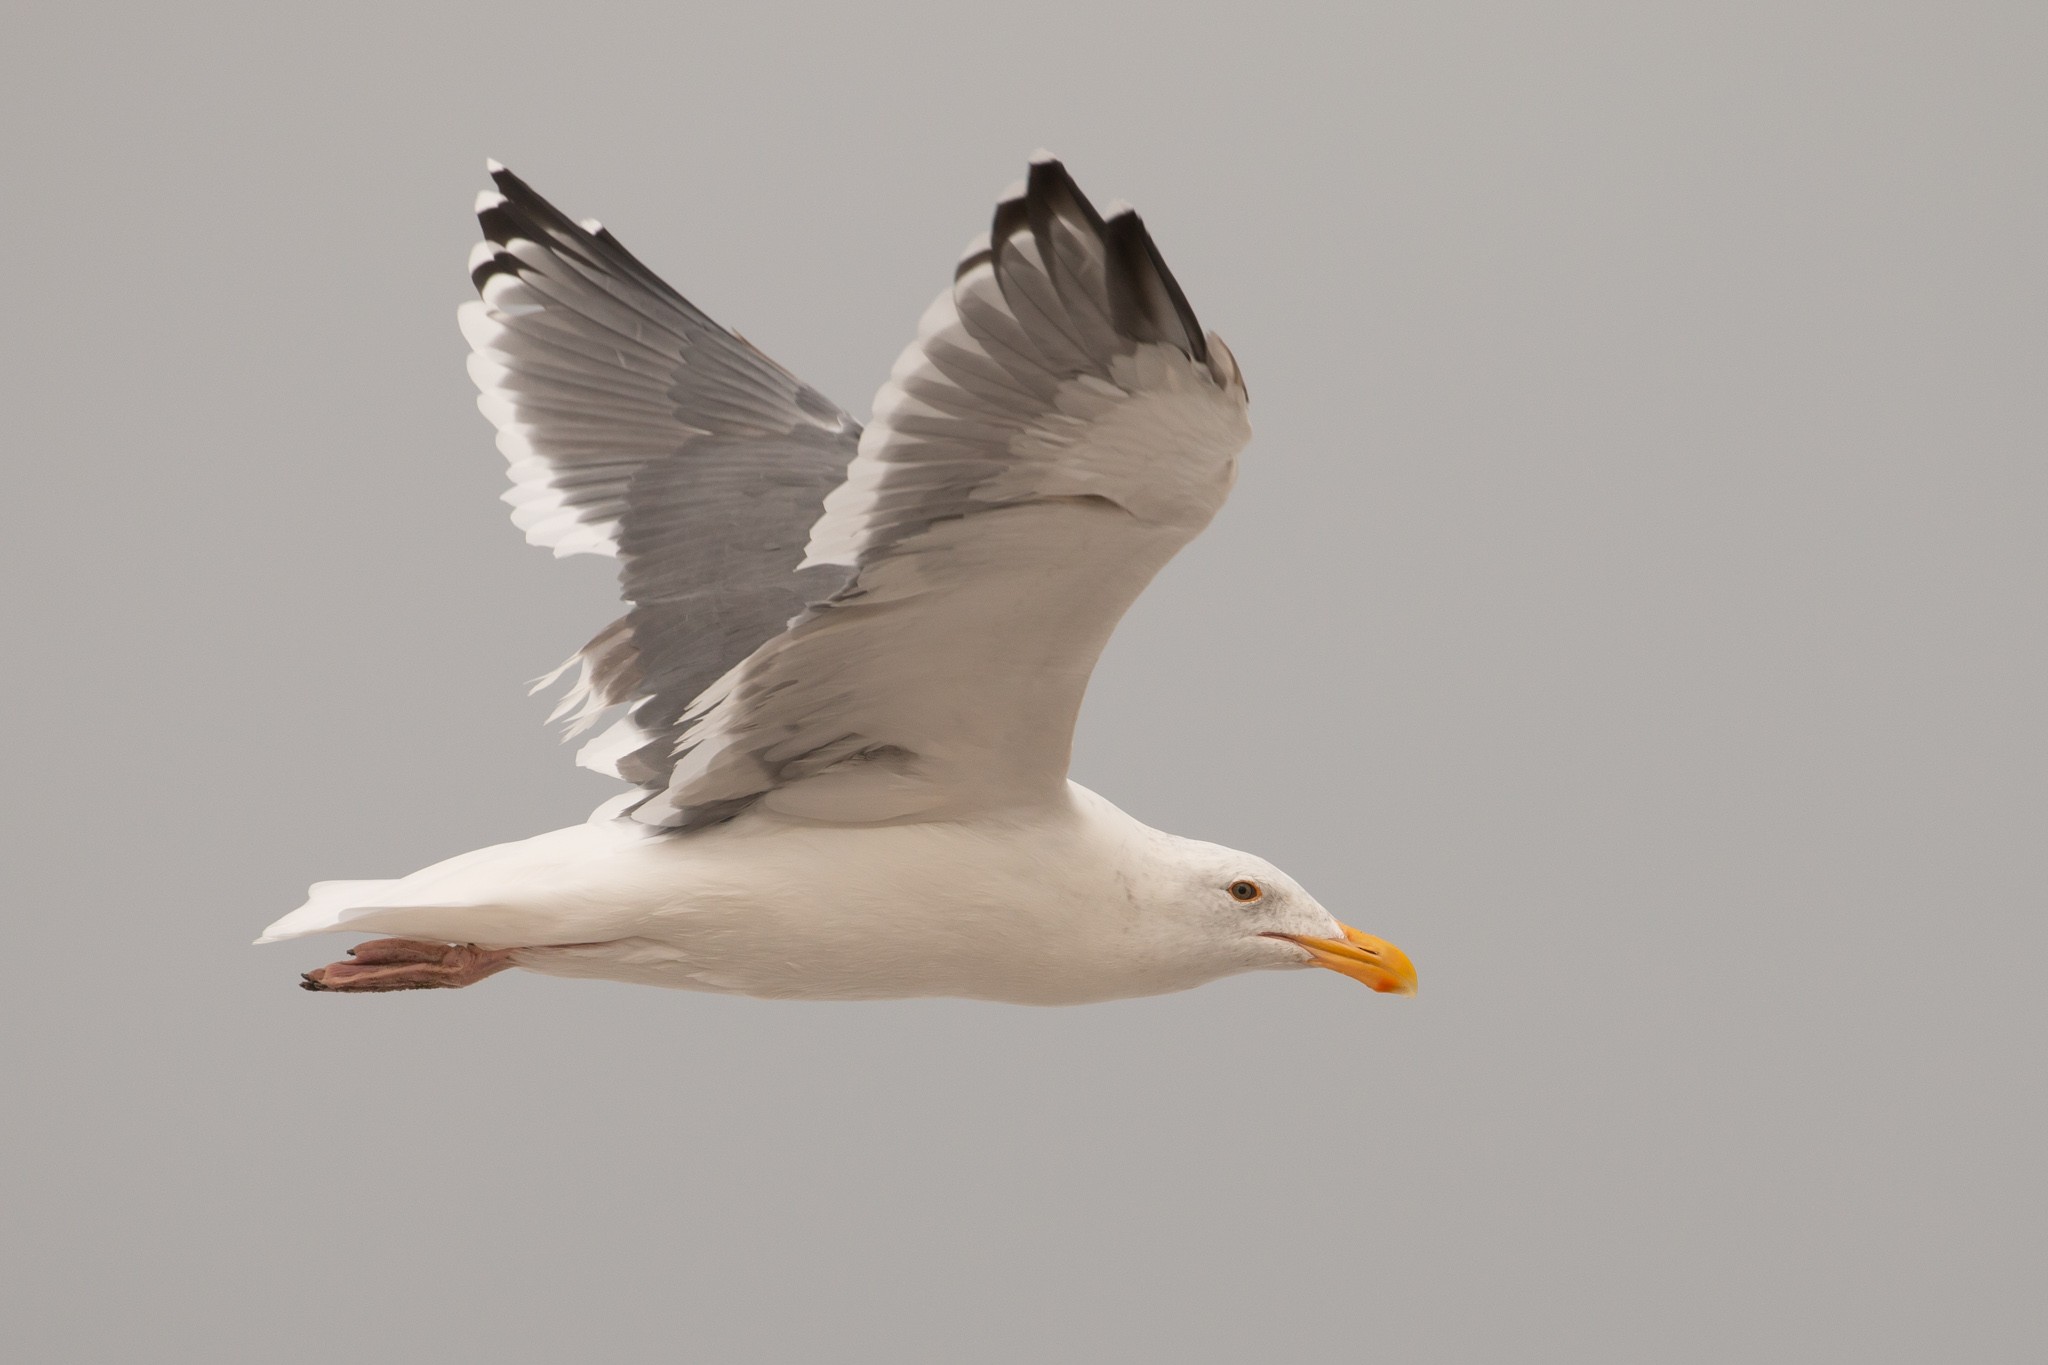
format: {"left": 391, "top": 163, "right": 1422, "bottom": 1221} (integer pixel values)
{"left": 299, "top": 939, "right": 517, "bottom": 993}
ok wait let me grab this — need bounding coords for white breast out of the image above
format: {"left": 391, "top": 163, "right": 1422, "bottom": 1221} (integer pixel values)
{"left": 263, "top": 783, "right": 1224, "bottom": 1005}
{"left": 513, "top": 785, "right": 1212, "bottom": 1004}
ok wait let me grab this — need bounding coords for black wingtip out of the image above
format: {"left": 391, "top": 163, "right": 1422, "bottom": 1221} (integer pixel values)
{"left": 479, "top": 163, "right": 556, "bottom": 236}
{"left": 1102, "top": 207, "right": 1208, "bottom": 364}
{"left": 1001, "top": 156, "right": 1207, "bottom": 364}
{"left": 471, "top": 162, "right": 608, "bottom": 293}
{"left": 468, "top": 162, "right": 697, "bottom": 313}
{"left": 489, "top": 167, "right": 548, "bottom": 214}
{"left": 1024, "top": 155, "right": 1109, "bottom": 235}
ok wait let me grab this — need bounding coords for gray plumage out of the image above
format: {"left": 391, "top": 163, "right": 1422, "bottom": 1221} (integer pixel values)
{"left": 460, "top": 164, "right": 858, "bottom": 788}
{"left": 263, "top": 159, "right": 1432, "bottom": 1015}
{"left": 461, "top": 156, "right": 1250, "bottom": 831}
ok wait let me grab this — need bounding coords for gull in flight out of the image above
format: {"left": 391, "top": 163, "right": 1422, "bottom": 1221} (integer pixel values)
{"left": 260, "top": 155, "right": 1418, "bottom": 1005}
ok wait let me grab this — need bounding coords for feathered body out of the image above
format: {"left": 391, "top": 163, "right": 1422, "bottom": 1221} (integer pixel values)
{"left": 264, "top": 156, "right": 1418, "bottom": 1005}
{"left": 264, "top": 785, "right": 1335, "bottom": 1004}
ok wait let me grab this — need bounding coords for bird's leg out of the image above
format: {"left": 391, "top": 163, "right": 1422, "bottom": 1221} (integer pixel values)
{"left": 299, "top": 939, "right": 517, "bottom": 993}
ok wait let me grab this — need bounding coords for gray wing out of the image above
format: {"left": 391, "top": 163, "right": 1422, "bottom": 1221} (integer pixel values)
{"left": 458, "top": 164, "right": 859, "bottom": 788}
{"left": 619, "top": 156, "right": 1252, "bottom": 830}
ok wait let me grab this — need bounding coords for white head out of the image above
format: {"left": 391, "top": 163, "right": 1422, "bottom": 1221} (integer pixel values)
{"left": 1141, "top": 836, "right": 1419, "bottom": 997}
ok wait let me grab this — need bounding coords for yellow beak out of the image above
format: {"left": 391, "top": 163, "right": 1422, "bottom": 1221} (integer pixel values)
{"left": 1270, "top": 924, "right": 1418, "bottom": 995}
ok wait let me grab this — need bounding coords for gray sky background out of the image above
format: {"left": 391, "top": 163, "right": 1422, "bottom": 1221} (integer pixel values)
{"left": 5, "top": 3, "right": 2042, "bottom": 1361}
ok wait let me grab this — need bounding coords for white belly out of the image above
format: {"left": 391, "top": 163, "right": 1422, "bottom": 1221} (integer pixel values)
{"left": 264, "top": 785, "right": 1208, "bottom": 1005}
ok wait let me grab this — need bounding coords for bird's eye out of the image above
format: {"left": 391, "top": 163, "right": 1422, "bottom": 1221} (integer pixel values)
{"left": 1228, "top": 880, "right": 1263, "bottom": 903}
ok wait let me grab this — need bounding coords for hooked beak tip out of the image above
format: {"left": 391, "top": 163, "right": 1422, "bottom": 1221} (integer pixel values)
{"left": 1269, "top": 924, "right": 1418, "bottom": 996}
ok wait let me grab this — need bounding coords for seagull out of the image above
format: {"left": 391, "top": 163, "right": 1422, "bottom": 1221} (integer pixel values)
{"left": 259, "top": 155, "right": 1418, "bottom": 1005}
